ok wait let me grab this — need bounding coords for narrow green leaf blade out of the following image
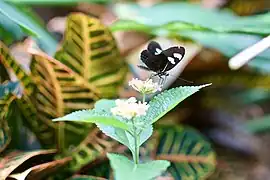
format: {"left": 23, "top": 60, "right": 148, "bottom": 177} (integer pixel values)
{"left": 112, "top": 2, "right": 270, "bottom": 35}
{"left": 0, "top": 1, "right": 57, "bottom": 55}
{"left": 135, "top": 84, "right": 211, "bottom": 125}
{"left": 53, "top": 110, "right": 129, "bottom": 130}
{"left": 107, "top": 153, "right": 170, "bottom": 180}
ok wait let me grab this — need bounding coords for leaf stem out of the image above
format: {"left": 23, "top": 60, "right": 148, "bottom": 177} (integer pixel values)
{"left": 131, "top": 118, "right": 139, "bottom": 164}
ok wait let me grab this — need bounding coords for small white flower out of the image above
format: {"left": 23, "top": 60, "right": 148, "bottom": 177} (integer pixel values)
{"left": 128, "top": 78, "right": 162, "bottom": 94}
{"left": 111, "top": 97, "right": 149, "bottom": 119}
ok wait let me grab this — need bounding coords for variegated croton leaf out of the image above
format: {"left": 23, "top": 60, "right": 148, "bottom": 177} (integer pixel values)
{"left": 0, "top": 81, "right": 22, "bottom": 153}
{"left": 55, "top": 13, "right": 128, "bottom": 98}
{"left": 29, "top": 50, "right": 100, "bottom": 151}
{"left": 0, "top": 41, "right": 58, "bottom": 148}
{"left": 143, "top": 125, "right": 216, "bottom": 180}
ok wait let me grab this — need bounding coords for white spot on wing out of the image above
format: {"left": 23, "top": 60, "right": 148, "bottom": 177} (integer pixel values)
{"left": 173, "top": 53, "right": 183, "bottom": 60}
{"left": 167, "top": 57, "right": 175, "bottom": 64}
{"left": 155, "top": 48, "right": 162, "bottom": 55}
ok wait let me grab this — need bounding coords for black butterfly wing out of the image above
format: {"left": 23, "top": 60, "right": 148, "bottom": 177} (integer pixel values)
{"left": 162, "top": 46, "right": 185, "bottom": 71}
{"left": 140, "top": 49, "right": 167, "bottom": 72}
{"left": 147, "top": 41, "right": 163, "bottom": 55}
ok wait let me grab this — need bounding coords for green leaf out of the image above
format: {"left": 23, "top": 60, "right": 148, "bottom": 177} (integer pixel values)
{"left": 97, "top": 124, "right": 152, "bottom": 152}
{"left": 135, "top": 84, "right": 210, "bottom": 125}
{"left": 95, "top": 99, "right": 116, "bottom": 111}
{"left": 244, "top": 115, "right": 270, "bottom": 134}
{"left": 112, "top": 2, "right": 270, "bottom": 35}
{"left": 107, "top": 153, "right": 170, "bottom": 180}
{"left": 0, "top": 13, "right": 25, "bottom": 45}
{"left": 139, "top": 125, "right": 153, "bottom": 146}
{"left": 149, "top": 125, "right": 216, "bottom": 179}
{"left": 97, "top": 124, "right": 132, "bottom": 150}
{"left": 53, "top": 109, "right": 129, "bottom": 130}
{"left": 0, "top": 1, "right": 57, "bottom": 55}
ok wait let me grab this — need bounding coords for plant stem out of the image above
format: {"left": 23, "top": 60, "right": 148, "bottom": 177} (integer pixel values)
{"left": 142, "top": 93, "right": 146, "bottom": 103}
{"left": 131, "top": 118, "right": 139, "bottom": 164}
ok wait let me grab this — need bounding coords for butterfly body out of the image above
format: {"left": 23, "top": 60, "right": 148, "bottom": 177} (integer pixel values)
{"left": 138, "top": 41, "right": 186, "bottom": 85}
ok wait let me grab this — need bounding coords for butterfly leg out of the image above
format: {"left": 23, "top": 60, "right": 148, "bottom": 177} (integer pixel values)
{"left": 158, "top": 73, "right": 169, "bottom": 85}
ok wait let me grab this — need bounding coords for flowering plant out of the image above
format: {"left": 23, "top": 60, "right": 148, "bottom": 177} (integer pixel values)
{"left": 54, "top": 78, "right": 210, "bottom": 180}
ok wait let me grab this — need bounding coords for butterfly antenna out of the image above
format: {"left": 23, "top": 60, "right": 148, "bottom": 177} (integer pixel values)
{"left": 167, "top": 74, "right": 193, "bottom": 84}
{"left": 175, "top": 76, "right": 194, "bottom": 84}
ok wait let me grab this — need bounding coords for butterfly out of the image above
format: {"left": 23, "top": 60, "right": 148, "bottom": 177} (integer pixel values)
{"left": 138, "top": 41, "right": 190, "bottom": 85}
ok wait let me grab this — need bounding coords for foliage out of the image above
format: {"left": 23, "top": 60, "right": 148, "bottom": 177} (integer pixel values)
{"left": 152, "top": 125, "right": 216, "bottom": 179}
{"left": 0, "top": 1, "right": 58, "bottom": 55}
{"left": 112, "top": 3, "right": 270, "bottom": 35}
{"left": 0, "top": 150, "right": 71, "bottom": 179}
{"left": 55, "top": 83, "right": 212, "bottom": 179}
{"left": 0, "top": 10, "right": 128, "bottom": 179}
{"left": 55, "top": 13, "right": 128, "bottom": 98}
{"left": 2, "top": 1, "right": 267, "bottom": 180}
{"left": 107, "top": 153, "right": 170, "bottom": 180}
{"left": 0, "top": 81, "right": 22, "bottom": 153}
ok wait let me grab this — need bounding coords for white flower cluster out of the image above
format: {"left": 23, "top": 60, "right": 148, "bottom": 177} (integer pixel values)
{"left": 111, "top": 97, "right": 149, "bottom": 120}
{"left": 128, "top": 78, "right": 162, "bottom": 94}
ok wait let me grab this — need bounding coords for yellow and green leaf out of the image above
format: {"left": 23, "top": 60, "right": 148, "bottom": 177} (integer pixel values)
{"left": 0, "top": 81, "right": 22, "bottom": 153}
{"left": 30, "top": 51, "right": 100, "bottom": 151}
{"left": 55, "top": 13, "right": 128, "bottom": 98}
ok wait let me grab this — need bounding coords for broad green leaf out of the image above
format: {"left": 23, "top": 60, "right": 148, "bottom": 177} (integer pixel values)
{"left": 135, "top": 84, "right": 210, "bottom": 125}
{"left": 53, "top": 109, "right": 129, "bottom": 130}
{"left": 94, "top": 99, "right": 116, "bottom": 111}
{"left": 112, "top": 2, "right": 270, "bottom": 35}
{"left": 0, "top": 1, "right": 57, "bottom": 55}
{"left": 55, "top": 13, "right": 128, "bottom": 98}
{"left": 97, "top": 124, "right": 132, "bottom": 150}
{"left": 107, "top": 153, "right": 170, "bottom": 180}
{"left": 148, "top": 125, "right": 216, "bottom": 179}
{"left": 97, "top": 124, "right": 152, "bottom": 153}
{"left": 139, "top": 125, "right": 153, "bottom": 146}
